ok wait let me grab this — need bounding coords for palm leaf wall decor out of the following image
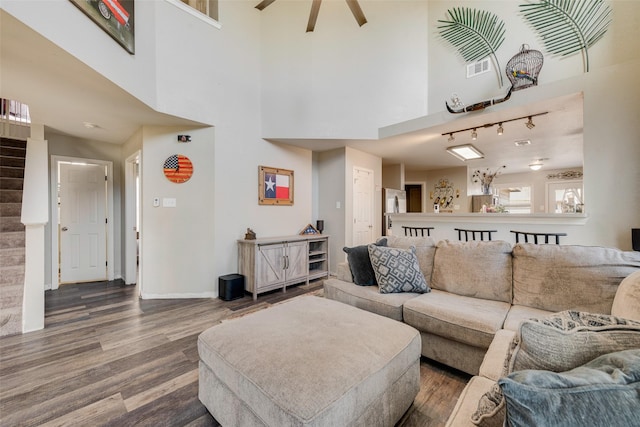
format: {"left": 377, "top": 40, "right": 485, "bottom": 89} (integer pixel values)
{"left": 519, "top": 0, "right": 612, "bottom": 72}
{"left": 438, "top": 8, "right": 506, "bottom": 87}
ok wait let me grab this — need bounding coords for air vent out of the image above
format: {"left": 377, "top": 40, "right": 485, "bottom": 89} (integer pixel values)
{"left": 466, "top": 59, "right": 491, "bottom": 78}
{"left": 514, "top": 140, "right": 531, "bottom": 147}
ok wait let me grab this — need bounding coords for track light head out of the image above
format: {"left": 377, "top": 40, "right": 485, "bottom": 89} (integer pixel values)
{"left": 471, "top": 128, "right": 478, "bottom": 140}
{"left": 448, "top": 133, "right": 455, "bottom": 143}
{"left": 497, "top": 123, "right": 504, "bottom": 135}
{"left": 526, "top": 116, "right": 535, "bottom": 129}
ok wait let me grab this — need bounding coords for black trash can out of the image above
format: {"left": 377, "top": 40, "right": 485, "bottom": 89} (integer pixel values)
{"left": 218, "top": 274, "right": 245, "bottom": 301}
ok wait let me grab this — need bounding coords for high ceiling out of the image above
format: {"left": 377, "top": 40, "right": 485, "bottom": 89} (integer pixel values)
{"left": 1, "top": 10, "right": 582, "bottom": 174}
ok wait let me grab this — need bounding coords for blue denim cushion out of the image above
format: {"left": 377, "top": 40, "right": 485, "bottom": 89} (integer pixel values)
{"left": 499, "top": 349, "right": 640, "bottom": 427}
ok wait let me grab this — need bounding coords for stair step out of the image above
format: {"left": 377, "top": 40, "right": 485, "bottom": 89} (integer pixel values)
{"left": 0, "top": 155, "right": 26, "bottom": 168}
{"left": 0, "top": 166, "right": 24, "bottom": 179}
{"left": 0, "top": 231, "right": 25, "bottom": 249}
{"left": 0, "top": 177, "right": 24, "bottom": 190}
{"left": 0, "top": 145, "right": 26, "bottom": 156}
{"left": 0, "top": 217, "right": 25, "bottom": 233}
{"left": 0, "top": 189, "right": 22, "bottom": 203}
{"left": 0, "top": 247, "right": 25, "bottom": 267}
{"left": 0, "top": 265, "right": 25, "bottom": 286}
{"left": 0, "top": 203, "right": 21, "bottom": 216}
{"left": 0, "top": 138, "right": 27, "bottom": 149}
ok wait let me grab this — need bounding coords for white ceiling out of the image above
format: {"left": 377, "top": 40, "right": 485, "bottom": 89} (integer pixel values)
{"left": 1, "top": 10, "right": 583, "bottom": 174}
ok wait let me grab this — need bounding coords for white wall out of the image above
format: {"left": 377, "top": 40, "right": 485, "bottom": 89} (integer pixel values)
{"left": 317, "top": 149, "right": 346, "bottom": 274}
{"left": 427, "top": 0, "right": 640, "bottom": 113}
{"left": 260, "top": 0, "right": 430, "bottom": 139}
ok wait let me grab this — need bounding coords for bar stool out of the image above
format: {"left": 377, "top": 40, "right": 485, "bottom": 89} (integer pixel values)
{"left": 402, "top": 226, "right": 434, "bottom": 237}
{"left": 511, "top": 230, "right": 567, "bottom": 244}
{"left": 455, "top": 228, "right": 497, "bottom": 241}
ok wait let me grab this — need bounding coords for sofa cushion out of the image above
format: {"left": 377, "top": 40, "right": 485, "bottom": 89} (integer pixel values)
{"left": 342, "top": 238, "right": 387, "bottom": 286}
{"left": 368, "top": 245, "right": 429, "bottom": 294}
{"left": 431, "top": 240, "right": 513, "bottom": 303}
{"left": 385, "top": 235, "right": 436, "bottom": 287}
{"left": 323, "top": 278, "right": 420, "bottom": 322}
{"left": 403, "top": 290, "right": 510, "bottom": 349}
{"left": 612, "top": 269, "right": 640, "bottom": 321}
{"left": 511, "top": 310, "right": 640, "bottom": 373}
{"left": 499, "top": 349, "right": 640, "bottom": 427}
{"left": 512, "top": 243, "right": 640, "bottom": 313}
{"left": 502, "top": 305, "right": 553, "bottom": 331}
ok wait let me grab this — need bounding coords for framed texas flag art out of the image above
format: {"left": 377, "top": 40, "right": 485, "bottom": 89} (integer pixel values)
{"left": 259, "top": 166, "right": 294, "bottom": 205}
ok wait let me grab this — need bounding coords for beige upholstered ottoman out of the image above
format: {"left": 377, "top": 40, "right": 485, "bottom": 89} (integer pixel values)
{"left": 198, "top": 296, "right": 421, "bottom": 427}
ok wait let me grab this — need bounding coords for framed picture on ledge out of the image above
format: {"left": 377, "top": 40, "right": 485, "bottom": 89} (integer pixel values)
{"left": 259, "top": 166, "right": 294, "bottom": 206}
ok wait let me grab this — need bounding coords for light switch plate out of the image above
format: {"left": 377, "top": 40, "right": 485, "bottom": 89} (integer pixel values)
{"left": 163, "top": 198, "right": 177, "bottom": 208}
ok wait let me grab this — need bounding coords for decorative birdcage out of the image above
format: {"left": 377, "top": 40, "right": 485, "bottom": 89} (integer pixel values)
{"left": 506, "top": 44, "right": 544, "bottom": 91}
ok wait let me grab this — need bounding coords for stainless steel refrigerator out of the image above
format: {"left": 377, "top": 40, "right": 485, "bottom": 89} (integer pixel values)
{"left": 382, "top": 188, "right": 406, "bottom": 236}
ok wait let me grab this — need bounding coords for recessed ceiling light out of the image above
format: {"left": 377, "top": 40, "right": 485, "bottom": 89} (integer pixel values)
{"left": 446, "top": 144, "right": 484, "bottom": 161}
{"left": 514, "top": 140, "right": 531, "bottom": 147}
{"left": 529, "top": 163, "right": 543, "bottom": 171}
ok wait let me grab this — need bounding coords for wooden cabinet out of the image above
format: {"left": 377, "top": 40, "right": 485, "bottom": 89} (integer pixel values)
{"left": 238, "top": 235, "right": 330, "bottom": 300}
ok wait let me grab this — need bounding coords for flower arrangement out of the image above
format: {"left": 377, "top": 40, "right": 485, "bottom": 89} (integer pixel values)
{"left": 472, "top": 165, "right": 506, "bottom": 195}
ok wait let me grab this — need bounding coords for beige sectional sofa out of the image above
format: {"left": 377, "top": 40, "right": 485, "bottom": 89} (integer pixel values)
{"left": 323, "top": 236, "right": 640, "bottom": 425}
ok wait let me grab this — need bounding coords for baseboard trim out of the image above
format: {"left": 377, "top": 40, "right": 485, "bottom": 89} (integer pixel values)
{"left": 140, "top": 292, "right": 217, "bottom": 300}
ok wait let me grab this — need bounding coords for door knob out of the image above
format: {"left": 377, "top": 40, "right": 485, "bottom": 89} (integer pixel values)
{"left": 61, "top": 227, "right": 68, "bottom": 232}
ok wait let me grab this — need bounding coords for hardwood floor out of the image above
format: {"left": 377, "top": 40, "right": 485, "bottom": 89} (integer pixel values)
{"left": 0, "top": 280, "right": 470, "bottom": 426}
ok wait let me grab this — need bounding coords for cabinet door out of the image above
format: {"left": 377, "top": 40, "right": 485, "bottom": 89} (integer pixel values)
{"left": 285, "top": 241, "right": 308, "bottom": 282}
{"left": 256, "top": 244, "right": 285, "bottom": 289}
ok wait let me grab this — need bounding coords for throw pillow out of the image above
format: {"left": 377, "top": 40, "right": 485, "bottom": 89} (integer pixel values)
{"left": 499, "top": 349, "right": 640, "bottom": 427}
{"left": 342, "top": 238, "right": 387, "bottom": 286}
{"left": 367, "top": 244, "right": 429, "bottom": 294}
{"left": 510, "top": 310, "right": 640, "bottom": 373}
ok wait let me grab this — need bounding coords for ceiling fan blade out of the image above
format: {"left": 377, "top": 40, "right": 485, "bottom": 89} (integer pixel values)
{"left": 255, "top": 0, "right": 276, "bottom": 11}
{"left": 306, "top": 0, "right": 322, "bottom": 32}
{"left": 345, "top": 0, "right": 367, "bottom": 27}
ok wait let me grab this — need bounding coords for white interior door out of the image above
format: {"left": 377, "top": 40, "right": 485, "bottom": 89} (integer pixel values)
{"left": 59, "top": 162, "right": 108, "bottom": 283}
{"left": 353, "top": 167, "right": 374, "bottom": 246}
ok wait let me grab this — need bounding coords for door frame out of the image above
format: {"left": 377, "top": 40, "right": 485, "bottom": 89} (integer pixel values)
{"left": 405, "top": 181, "right": 427, "bottom": 213}
{"left": 351, "top": 166, "right": 375, "bottom": 246}
{"left": 50, "top": 155, "right": 115, "bottom": 289}
{"left": 124, "top": 150, "right": 140, "bottom": 286}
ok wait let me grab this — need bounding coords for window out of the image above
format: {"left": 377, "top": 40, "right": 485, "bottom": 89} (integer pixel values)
{"left": 493, "top": 184, "right": 532, "bottom": 214}
{"left": 547, "top": 180, "right": 584, "bottom": 213}
{"left": 180, "top": 0, "right": 218, "bottom": 21}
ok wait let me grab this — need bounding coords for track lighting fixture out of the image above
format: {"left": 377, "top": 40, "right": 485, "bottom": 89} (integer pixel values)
{"left": 525, "top": 116, "right": 535, "bottom": 129}
{"left": 441, "top": 112, "right": 547, "bottom": 142}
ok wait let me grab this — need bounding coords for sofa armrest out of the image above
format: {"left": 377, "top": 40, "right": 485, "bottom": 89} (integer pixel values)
{"left": 336, "top": 262, "right": 353, "bottom": 283}
{"left": 612, "top": 270, "right": 640, "bottom": 322}
{"left": 478, "top": 329, "right": 517, "bottom": 381}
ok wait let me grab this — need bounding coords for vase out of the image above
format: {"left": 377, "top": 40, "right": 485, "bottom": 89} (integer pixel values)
{"left": 482, "top": 184, "right": 492, "bottom": 195}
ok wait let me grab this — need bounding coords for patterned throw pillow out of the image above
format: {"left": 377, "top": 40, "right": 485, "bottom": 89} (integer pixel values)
{"left": 367, "top": 244, "right": 429, "bottom": 294}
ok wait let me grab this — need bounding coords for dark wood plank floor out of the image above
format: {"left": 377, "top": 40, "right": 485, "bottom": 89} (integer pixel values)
{"left": 0, "top": 280, "right": 470, "bottom": 426}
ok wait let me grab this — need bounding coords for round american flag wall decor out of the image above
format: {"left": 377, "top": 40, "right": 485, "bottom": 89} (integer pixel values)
{"left": 163, "top": 154, "right": 193, "bottom": 183}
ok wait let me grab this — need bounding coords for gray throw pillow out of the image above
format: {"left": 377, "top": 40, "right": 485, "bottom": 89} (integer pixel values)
{"left": 342, "top": 238, "right": 387, "bottom": 286}
{"left": 367, "top": 244, "right": 429, "bottom": 294}
{"left": 499, "top": 349, "right": 640, "bottom": 427}
{"left": 511, "top": 311, "right": 640, "bottom": 373}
